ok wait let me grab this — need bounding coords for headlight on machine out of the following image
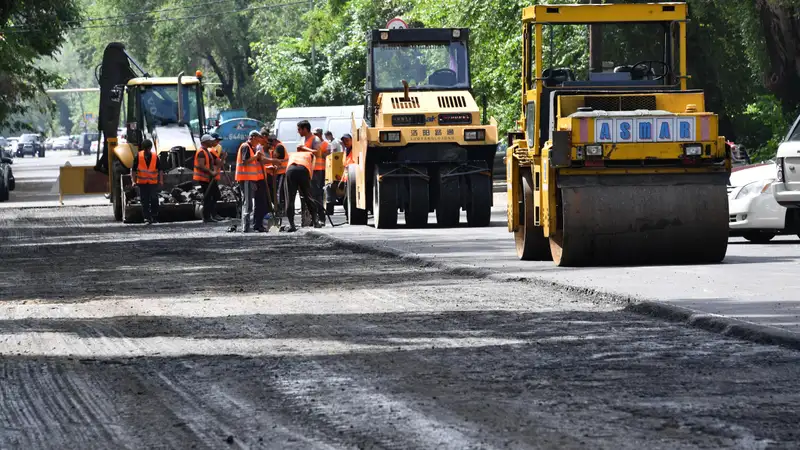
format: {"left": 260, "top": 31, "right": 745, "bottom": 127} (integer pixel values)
{"left": 777, "top": 158, "right": 784, "bottom": 182}
{"left": 464, "top": 129, "right": 486, "bottom": 141}
{"left": 684, "top": 144, "right": 703, "bottom": 156}
{"left": 379, "top": 131, "right": 401, "bottom": 143}
{"left": 585, "top": 144, "right": 603, "bottom": 156}
{"left": 735, "top": 179, "right": 774, "bottom": 200}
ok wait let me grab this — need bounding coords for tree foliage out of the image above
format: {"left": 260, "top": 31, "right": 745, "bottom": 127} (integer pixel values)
{"left": 0, "top": 0, "right": 81, "bottom": 131}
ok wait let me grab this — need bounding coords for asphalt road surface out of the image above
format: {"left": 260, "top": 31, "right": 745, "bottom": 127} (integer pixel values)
{"left": 319, "top": 206, "right": 800, "bottom": 337}
{"left": 1, "top": 151, "right": 104, "bottom": 206}
{"left": 0, "top": 205, "right": 799, "bottom": 448}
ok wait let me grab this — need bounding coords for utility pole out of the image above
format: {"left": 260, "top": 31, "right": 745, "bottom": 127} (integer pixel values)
{"left": 588, "top": 0, "right": 603, "bottom": 73}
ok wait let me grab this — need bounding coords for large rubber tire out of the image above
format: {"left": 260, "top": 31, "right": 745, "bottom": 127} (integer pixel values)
{"left": 7, "top": 166, "right": 14, "bottom": 191}
{"left": 743, "top": 231, "right": 776, "bottom": 244}
{"left": 346, "top": 165, "right": 367, "bottom": 225}
{"left": 0, "top": 167, "right": 10, "bottom": 202}
{"left": 373, "top": 166, "right": 398, "bottom": 229}
{"left": 112, "top": 171, "right": 123, "bottom": 222}
{"left": 466, "top": 173, "right": 492, "bottom": 227}
{"left": 405, "top": 170, "right": 429, "bottom": 228}
{"left": 436, "top": 168, "right": 461, "bottom": 227}
{"left": 515, "top": 169, "right": 551, "bottom": 261}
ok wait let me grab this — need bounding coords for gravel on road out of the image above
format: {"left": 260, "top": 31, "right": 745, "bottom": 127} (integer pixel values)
{"left": 0, "top": 206, "right": 798, "bottom": 449}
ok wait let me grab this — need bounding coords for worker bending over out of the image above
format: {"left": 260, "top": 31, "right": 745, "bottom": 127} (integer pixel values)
{"left": 131, "top": 139, "right": 162, "bottom": 224}
{"left": 284, "top": 120, "right": 320, "bottom": 232}
{"left": 194, "top": 134, "right": 224, "bottom": 222}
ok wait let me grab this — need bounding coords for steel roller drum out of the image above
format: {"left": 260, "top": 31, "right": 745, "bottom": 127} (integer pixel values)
{"left": 549, "top": 173, "right": 730, "bottom": 267}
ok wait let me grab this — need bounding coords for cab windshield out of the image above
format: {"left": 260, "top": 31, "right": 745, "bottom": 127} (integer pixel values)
{"left": 531, "top": 22, "right": 679, "bottom": 87}
{"left": 140, "top": 84, "right": 200, "bottom": 133}
{"left": 372, "top": 42, "right": 470, "bottom": 90}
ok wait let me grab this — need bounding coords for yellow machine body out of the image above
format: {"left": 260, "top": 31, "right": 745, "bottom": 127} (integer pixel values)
{"left": 507, "top": 2, "right": 731, "bottom": 266}
{"left": 345, "top": 27, "right": 499, "bottom": 228}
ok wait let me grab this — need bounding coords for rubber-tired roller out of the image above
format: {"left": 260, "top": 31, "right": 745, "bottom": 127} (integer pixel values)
{"left": 507, "top": 2, "right": 731, "bottom": 267}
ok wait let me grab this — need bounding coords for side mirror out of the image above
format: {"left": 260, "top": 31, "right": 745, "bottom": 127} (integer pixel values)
{"left": 215, "top": 88, "right": 225, "bottom": 98}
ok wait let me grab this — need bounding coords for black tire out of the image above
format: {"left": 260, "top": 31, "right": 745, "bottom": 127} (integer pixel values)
{"left": 466, "top": 173, "right": 492, "bottom": 227}
{"left": 112, "top": 171, "right": 123, "bottom": 222}
{"left": 373, "top": 166, "right": 398, "bottom": 229}
{"left": 0, "top": 167, "right": 10, "bottom": 202}
{"left": 742, "top": 231, "right": 776, "bottom": 244}
{"left": 515, "top": 169, "right": 551, "bottom": 260}
{"left": 436, "top": 168, "right": 461, "bottom": 227}
{"left": 7, "top": 166, "right": 14, "bottom": 191}
{"left": 346, "top": 165, "right": 367, "bottom": 225}
{"left": 405, "top": 173, "right": 429, "bottom": 228}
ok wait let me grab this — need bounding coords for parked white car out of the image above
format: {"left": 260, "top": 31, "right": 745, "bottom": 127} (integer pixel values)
{"left": 729, "top": 163, "right": 800, "bottom": 243}
{"left": 774, "top": 114, "right": 800, "bottom": 208}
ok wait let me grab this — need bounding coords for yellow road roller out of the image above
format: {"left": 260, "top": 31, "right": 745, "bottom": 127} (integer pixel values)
{"left": 506, "top": 2, "right": 731, "bottom": 266}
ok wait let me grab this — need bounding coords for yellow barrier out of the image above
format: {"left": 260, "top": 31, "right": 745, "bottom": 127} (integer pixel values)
{"left": 58, "top": 165, "right": 109, "bottom": 204}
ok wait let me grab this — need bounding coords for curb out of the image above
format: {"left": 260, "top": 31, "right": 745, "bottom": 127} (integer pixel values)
{"left": 305, "top": 229, "right": 800, "bottom": 351}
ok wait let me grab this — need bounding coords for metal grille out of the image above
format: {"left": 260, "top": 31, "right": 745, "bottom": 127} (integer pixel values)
{"left": 437, "top": 95, "right": 467, "bottom": 109}
{"left": 584, "top": 95, "right": 657, "bottom": 111}
{"left": 391, "top": 97, "right": 420, "bottom": 109}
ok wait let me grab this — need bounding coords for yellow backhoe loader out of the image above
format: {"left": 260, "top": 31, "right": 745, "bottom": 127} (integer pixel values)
{"left": 58, "top": 43, "right": 236, "bottom": 222}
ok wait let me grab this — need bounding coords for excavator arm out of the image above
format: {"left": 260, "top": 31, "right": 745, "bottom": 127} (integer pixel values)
{"left": 94, "top": 42, "right": 145, "bottom": 173}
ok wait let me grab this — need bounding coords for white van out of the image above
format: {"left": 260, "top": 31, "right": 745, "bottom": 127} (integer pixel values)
{"left": 273, "top": 105, "right": 363, "bottom": 152}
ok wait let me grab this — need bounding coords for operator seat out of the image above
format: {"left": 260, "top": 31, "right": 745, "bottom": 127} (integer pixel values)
{"left": 427, "top": 70, "right": 458, "bottom": 87}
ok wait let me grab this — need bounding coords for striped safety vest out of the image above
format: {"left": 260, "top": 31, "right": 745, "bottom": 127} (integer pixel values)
{"left": 193, "top": 147, "right": 215, "bottom": 182}
{"left": 314, "top": 139, "right": 328, "bottom": 172}
{"left": 235, "top": 142, "right": 264, "bottom": 181}
{"left": 341, "top": 148, "right": 355, "bottom": 182}
{"left": 135, "top": 151, "right": 159, "bottom": 185}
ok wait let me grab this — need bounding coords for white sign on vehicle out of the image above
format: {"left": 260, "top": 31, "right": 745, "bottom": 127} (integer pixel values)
{"left": 594, "top": 117, "right": 697, "bottom": 143}
{"left": 386, "top": 18, "right": 408, "bottom": 29}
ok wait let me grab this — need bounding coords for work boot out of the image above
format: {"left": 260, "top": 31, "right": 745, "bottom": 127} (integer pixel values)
{"left": 212, "top": 214, "right": 225, "bottom": 221}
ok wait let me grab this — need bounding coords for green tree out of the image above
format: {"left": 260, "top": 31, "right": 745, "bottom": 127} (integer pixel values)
{"left": 0, "top": 0, "right": 81, "bottom": 130}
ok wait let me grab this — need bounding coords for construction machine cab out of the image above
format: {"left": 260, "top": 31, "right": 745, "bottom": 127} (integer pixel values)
{"left": 365, "top": 28, "right": 471, "bottom": 126}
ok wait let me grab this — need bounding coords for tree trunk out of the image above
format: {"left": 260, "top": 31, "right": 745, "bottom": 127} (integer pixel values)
{"left": 204, "top": 53, "right": 238, "bottom": 108}
{"left": 756, "top": 0, "right": 800, "bottom": 112}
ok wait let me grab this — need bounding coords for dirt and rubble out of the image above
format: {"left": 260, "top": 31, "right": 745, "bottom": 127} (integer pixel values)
{"left": 125, "top": 179, "right": 240, "bottom": 206}
{"left": 0, "top": 206, "right": 798, "bottom": 449}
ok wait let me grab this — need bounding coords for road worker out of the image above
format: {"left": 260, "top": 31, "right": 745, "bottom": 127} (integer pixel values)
{"left": 195, "top": 134, "right": 223, "bottom": 223}
{"left": 130, "top": 139, "right": 162, "bottom": 224}
{"left": 283, "top": 120, "right": 320, "bottom": 232}
{"left": 267, "top": 134, "right": 287, "bottom": 213}
{"left": 324, "top": 131, "right": 342, "bottom": 153}
{"left": 236, "top": 130, "right": 270, "bottom": 233}
{"left": 325, "top": 133, "right": 353, "bottom": 210}
{"left": 311, "top": 127, "right": 330, "bottom": 226}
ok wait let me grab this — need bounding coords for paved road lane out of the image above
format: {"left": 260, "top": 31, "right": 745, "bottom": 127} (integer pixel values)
{"left": 2, "top": 152, "right": 105, "bottom": 207}
{"left": 319, "top": 206, "right": 800, "bottom": 336}
{"left": 0, "top": 206, "right": 798, "bottom": 448}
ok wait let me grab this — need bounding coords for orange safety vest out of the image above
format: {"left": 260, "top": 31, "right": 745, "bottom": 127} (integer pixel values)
{"left": 314, "top": 139, "right": 329, "bottom": 172}
{"left": 193, "top": 147, "right": 217, "bottom": 182}
{"left": 288, "top": 151, "right": 313, "bottom": 178}
{"left": 209, "top": 145, "right": 223, "bottom": 180}
{"left": 135, "top": 151, "right": 159, "bottom": 185}
{"left": 341, "top": 148, "right": 355, "bottom": 182}
{"left": 235, "top": 142, "right": 264, "bottom": 181}
{"left": 270, "top": 141, "right": 288, "bottom": 175}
